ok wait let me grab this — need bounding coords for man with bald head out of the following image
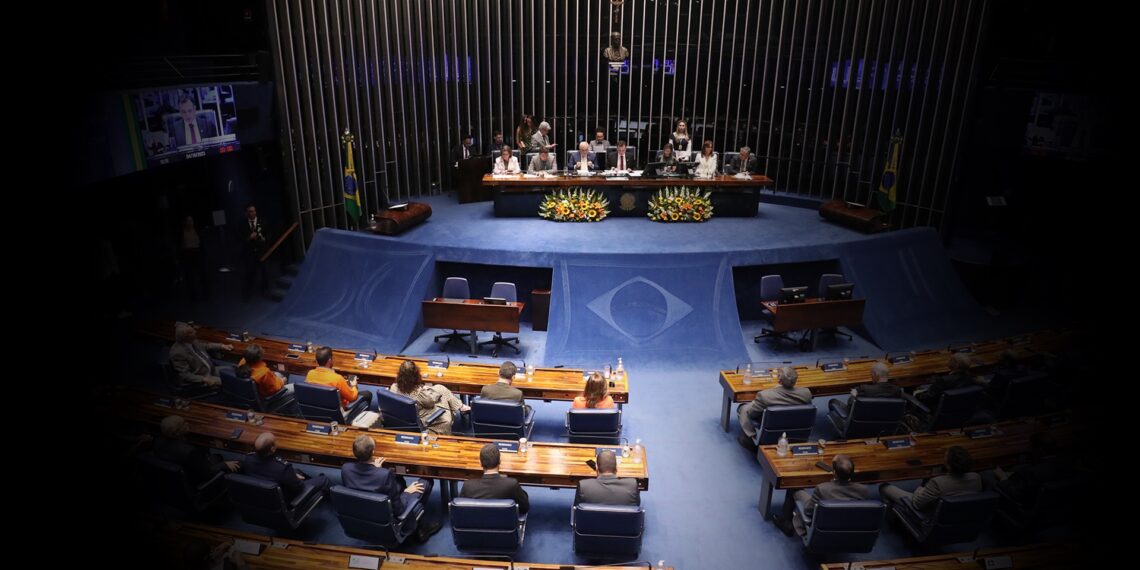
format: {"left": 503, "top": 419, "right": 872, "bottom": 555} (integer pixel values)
{"left": 168, "top": 321, "right": 232, "bottom": 390}
{"left": 916, "top": 353, "right": 975, "bottom": 408}
{"left": 828, "top": 362, "right": 901, "bottom": 419}
{"left": 240, "top": 432, "right": 328, "bottom": 500}
{"left": 154, "top": 415, "right": 237, "bottom": 486}
{"left": 737, "top": 366, "right": 813, "bottom": 450}
{"left": 570, "top": 141, "right": 601, "bottom": 172}
{"left": 575, "top": 450, "right": 640, "bottom": 506}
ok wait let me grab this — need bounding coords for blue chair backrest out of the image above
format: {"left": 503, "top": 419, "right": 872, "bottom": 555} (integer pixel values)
{"left": 998, "top": 372, "right": 1050, "bottom": 418}
{"left": 471, "top": 397, "right": 528, "bottom": 438}
{"left": 924, "top": 491, "right": 999, "bottom": 544}
{"left": 722, "top": 151, "right": 740, "bottom": 172}
{"left": 818, "top": 273, "right": 845, "bottom": 298}
{"left": 139, "top": 454, "right": 194, "bottom": 510}
{"left": 225, "top": 473, "right": 292, "bottom": 529}
{"left": 567, "top": 408, "right": 623, "bottom": 444}
{"left": 376, "top": 388, "right": 423, "bottom": 430}
{"left": 804, "top": 500, "right": 884, "bottom": 553}
{"left": 450, "top": 498, "right": 523, "bottom": 551}
{"left": 220, "top": 366, "right": 261, "bottom": 410}
{"left": 760, "top": 275, "right": 785, "bottom": 301}
{"left": 757, "top": 404, "right": 816, "bottom": 444}
{"left": 842, "top": 397, "right": 906, "bottom": 438}
{"left": 930, "top": 385, "right": 984, "bottom": 430}
{"left": 490, "top": 282, "right": 517, "bottom": 303}
{"left": 573, "top": 503, "right": 645, "bottom": 557}
{"left": 294, "top": 382, "right": 343, "bottom": 423}
{"left": 330, "top": 485, "right": 407, "bottom": 545}
{"left": 442, "top": 277, "right": 470, "bottom": 299}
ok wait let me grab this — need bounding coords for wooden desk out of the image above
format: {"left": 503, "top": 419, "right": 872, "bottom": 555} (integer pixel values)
{"left": 715, "top": 329, "right": 1076, "bottom": 431}
{"left": 109, "top": 389, "right": 649, "bottom": 510}
{"left": 819, "top": 543, "right": 1079, "bottom": 569}
{"left": 755, "top": 413, "right": 1071, "bottom": 519}
{"left": 762, "top": 297, "right": 866, "bottom": 351}
{"left": 138, "top": 321, "right": 630, "bottom": 404}
{"left": 422, "top": 298, "right": 525, "bottom": 354}
{"left": 484, "top": 173, "right": 772, "bottom": 188}
{"left": 155, "top": 521, "right": 673, "bottom": 569}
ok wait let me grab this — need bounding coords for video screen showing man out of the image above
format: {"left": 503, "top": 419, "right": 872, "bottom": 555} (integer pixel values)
{"left": 133, "top": 85, "right": 240, "bottom": 167}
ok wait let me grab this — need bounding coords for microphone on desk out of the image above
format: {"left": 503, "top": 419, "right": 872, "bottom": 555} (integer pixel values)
{"left": 455, "top": 554, "right": 514, "bottom": 570}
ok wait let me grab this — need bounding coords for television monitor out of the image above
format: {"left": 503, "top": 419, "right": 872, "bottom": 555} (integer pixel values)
{"left": 131, "top": 84, "right": 241, "bottom": 168}
{"left": 642, "top": 162, "right": 664, "bottom": 178}
{"left": 825, "top": 282, "right": 855, "bottom": 300}
{"left": 779, "top": 286, "right": 807, "bottom": 304}
{"left": 483, "top": 297, "right": 507, "bottom": 305}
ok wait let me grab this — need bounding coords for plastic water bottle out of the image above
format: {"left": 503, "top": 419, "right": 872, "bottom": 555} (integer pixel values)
{"left": 616, "top": 357, "right": 624, "bottom": 379}
{"left": 657, "top": 561, "right": 666, "bottom": 569}
{"left": 742, "top": 363, "right": 753, "bottom": 385}
{"left": 777, "top": 432, "right": 789, "bottom": 457}
{"left": 421, "top": 431, "right": 429, "bottom": 449}
{"left": 306, "top": 341, "right": 313, "bottom": 353}
{"left": 633, "top": 438, "right": 642, "bottom": 459}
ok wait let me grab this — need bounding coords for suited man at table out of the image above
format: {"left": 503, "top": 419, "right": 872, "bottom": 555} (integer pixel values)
{"left": 459, "top": 444, "right": 530, "bottom": 514}
{"left": 569, "top": 141, "right": 602, "bottom": 172}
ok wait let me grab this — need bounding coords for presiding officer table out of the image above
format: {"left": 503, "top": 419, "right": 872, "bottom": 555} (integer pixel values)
{"left": 421, "top": 297, "right": 524, "bottom": 354}
{"left": 484, "top": 173, "right": 773, "bottom": 217}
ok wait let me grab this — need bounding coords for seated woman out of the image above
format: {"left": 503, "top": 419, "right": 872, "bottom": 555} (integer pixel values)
{"left": 572, "top": 372, "right": 616, "bottom": 409}
{"left": 693, "top": 139, "right": 718, "bottom": 178}
{"left": 492, "top": 145, "right": 521, "bottom": 174}
{"left": 658, "top": 142, "right": 679, "bottom": 174}
{"left": 389, "top": 361, "right": 469, "bottom": 434}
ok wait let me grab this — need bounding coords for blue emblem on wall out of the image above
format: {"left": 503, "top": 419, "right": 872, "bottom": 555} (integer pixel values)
{"left": 586, "top": 276, "right": 693, "bottom": 342}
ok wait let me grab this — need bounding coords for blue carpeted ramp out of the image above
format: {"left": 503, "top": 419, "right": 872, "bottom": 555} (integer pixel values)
{"left": 251, "top": 229, "right": 434, "bottom": 352}
{"left": 545, "top": 253, "right": 748, "bottom": 369}
{"left": 837, "top": 228, "right": 997, "bottom": 350}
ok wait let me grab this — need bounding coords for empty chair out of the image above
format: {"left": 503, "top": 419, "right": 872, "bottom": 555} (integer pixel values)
{"left": 828, "top": 397, "right": 906, "bottom": 439}
{"left": 376, "top": 388, "right": 446, "bottom": 432}
{"left": 892, "top": 491, "right": 999, "bottom": 545}
{"left": 294, "top": 382, "right": 369, "bottom": 424}
{"left": 567, "top": 408, "right": 623, "bottom": 444}
{"left": 993, "top": 372, "right": 1051, "bottom": 419}
{"left": 449, "top": 498, "right": 527, "bottom": 552}
{"left": 572, "top": 503, "right": 646, "bottom": 558}
{"left": 754, "top": 274, "right": 793, "bottom": 344}
{"left": 330, "top": 485, "right": 424, "bottom": 547}
{"left": 752, "top": 404, "right": 816, "bottom": 446}
{"left": 905, "top": 385, "right": 985, "bottom": 431}
{"left": 138, "top": 454, "right": 227, "bottom": 513}
{"left": 225, "top": 473, "right": 324, "bottom": 531}
{"left": 220, "top": 366, "right": 295, "bottom": 414}
{"left": 800, "top": 500, "right": 885, "bottom": 553}
{"left": 477, "top": 282, "right": 520, "bottom": 356}
{"left": 995, "top": 478, "right": 1078, "bottom": 534}
{"left": 721, "top": 151, "right": 740, "bottom": 173}
{"left": 470, "top": 397, "right": 535, "bottom": 440}
{"left": 434, "top": 277, "right": 473, "bottom": 350}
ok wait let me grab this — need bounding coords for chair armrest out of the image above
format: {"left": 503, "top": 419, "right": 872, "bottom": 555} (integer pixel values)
{"left": 196, "top": 470, "right": 226, "bottom": 493}
{"left": 902, "top": 393, "right": 931, "bottom": 414}
{"left": 425, "top": 407, "right": 446, "bottom": 425}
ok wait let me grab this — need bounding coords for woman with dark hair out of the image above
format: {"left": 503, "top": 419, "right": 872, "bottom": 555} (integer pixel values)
{"left": 572, "top": 372, "right": 615, "bottom": 409}
{"left": 389, "top": 360, "right": 469, "bottom": 434}
{"left": 515, "top": 114, "right": 537, "bottom": 151}
{"left": 693, "top": 139, "right": 718, "bottom": 178}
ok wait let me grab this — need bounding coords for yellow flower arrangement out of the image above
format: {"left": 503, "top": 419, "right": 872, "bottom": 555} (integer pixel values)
{"left": 647, "top": 186, "right": 714, "bottom": 222}
{"left": 539, "top": 188, "right": 610, "bottom": 222}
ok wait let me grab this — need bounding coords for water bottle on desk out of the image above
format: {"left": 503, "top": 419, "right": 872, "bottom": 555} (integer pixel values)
{"left": 421, "top": 431, "right": 429, "bottom": 449}
{"left": 742, "top": 363, "right": 753, "bottom": 385}
{"left": 616, "top": 357, "right": 624, "bottom": 380}
{"left": 776, "top": 432, "right": 789, "bottom": 457}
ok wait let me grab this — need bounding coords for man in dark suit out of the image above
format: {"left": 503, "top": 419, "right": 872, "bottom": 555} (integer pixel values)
{"left": 916, "top": 353, "right": 975, "bottom": 408}
{"left": 569, "top": 141, "right": 603, "bottom": 172}
{"left": 725, "top": 145, "right": 759, "bottom": 174}
{"left": 170, "top": 97, "right": 219, "bottom": 147}
{"left": 450, "top": 134, "right": 476, "bottom": 165}
{"left": 485, "top": 131, "right": 507, "bottom": 156}
{"left": 480, "top": 361, "right": 526, "bottom": 403}
{"left": 738, "top": 367, "right": 813, "bottom": 450}
{"left": 155, "top": 415, "right": 238, "bottom": 485}
{"left": 575, "top": 450, "right": 640, "bottom": 506}
{"left": 237, "top": 204, "right": 272, "bottom": 302}
{"left": 787, "top": 454, "right": 869, "bottom": 536}
{"left": 168, "top": 321, "right": 232, "bottom": 390}
{"left": 240, "top": 432, "right": 328, "bottom": 502}
{"left": 459, "top": 444, "right": 529, "bottom": 514}
{"left": 342, "top": 435, "right": 441, "bottom": 541}
{"left": 606, "top": 140, "right": 637, "bottom": 171}
{"left": 880, "top": 446, "right": 984, "bottom": 519}
{"left": 828, "top": 362, "right": 901, "bottom": 418}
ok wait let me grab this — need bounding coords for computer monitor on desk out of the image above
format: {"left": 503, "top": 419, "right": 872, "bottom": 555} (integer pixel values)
{"left": 779, "top": 286, "right": 807, "bottom": 304}
{"left": 483, "top": 297, "right": 507, "bottom": 305}
{"left": 824, "top": 283, "right": 854, "bottom": 300}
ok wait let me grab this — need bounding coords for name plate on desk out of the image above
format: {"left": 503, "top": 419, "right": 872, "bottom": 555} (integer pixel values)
{"left": 1006, "top": 335, "right": 1030, "bottom": 345}
{"left": 888, "top": 354, "right": 913, "bottom": 364}
{"left": 226, "top": 332, "right": 244, "bottom": 341}
{"left": 495, "top": 441, "right": 520, "bottom": 453}
{"left": 305, "top": 423, "right": 332, "bottom": 435}
{"left": 950, "top": 346, "right": 975, "bottom": 354}
{"left": 982, "top": 556, "right": 1014, "bottom": 569}
{"left": 821, "top": 362, "right": 846, "bottom": 372}
{"left": 354, "top": 352, "right": 375, "bottom": 361}
{"left": 791, "top": 444, "right": 822, "bottom": 456}
{"left": 882, "top": 438, "right": 914, "bottom": 450}
{"left": 232, "top": 539, "right": 262, "bottom": 556}
{"left": 394, "top": 434, "right": 421, "bottom": 445}
{"left": 967, "top": 427, "right": 997, "bottom": 439}
{"left": 154, "top": 398, "right": 176, "bottom": 408}
{"left": 439, "top": 298, "right": 466, "bottom": 303}
{"left": 225, "top": 411, "right": 250, "bottom": 422}
{"left": 348, "top": 555, "right": 381, "bottom": 570}
{"left": 427, "top": 359, "right": 450, "bottom": 369}
{"left": 287, "top": 343, "right": 306, "bottom": 352}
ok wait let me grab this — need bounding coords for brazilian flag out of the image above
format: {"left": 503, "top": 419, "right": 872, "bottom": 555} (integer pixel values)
{"left": 341, "top": 131, "right": 362, "bottom": 221}
{"left": 877, "top": 132, "right": 902, "bottom": 212}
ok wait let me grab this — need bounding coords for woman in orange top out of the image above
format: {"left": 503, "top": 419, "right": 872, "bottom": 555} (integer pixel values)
{"left": 236, "top": 343, "right": 288, "bottom": 399}
{"left": 572, "top": 372, "right": 615, "bottom": 409}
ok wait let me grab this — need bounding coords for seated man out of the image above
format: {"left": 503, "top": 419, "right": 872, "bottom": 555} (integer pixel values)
{"left": 737, "top": 367, "right": 813, "bottom": 450}
{"left": 993, "top": 433, "right": 1071, "bottom": 508}
{"left": 236, "top": 343, "right": 293, "bottom": 400}
{"left": 724, "top": 145, "right": 759, "bottom": 174}
{"left": 575, "top": 450, "right": 640, "bottom": 506}
{"left": 588, "top": 128, "right": 611, "bottom": 153}
{"left": 828, "top": 362, "right": 901, "bottom": 418}
{"left": 606, "top": 140, "right": 636, "bottom": 172}
{"left": 154, "top": 415, "right": 238, "bottom": 485}
{"left": 305, "top": 346, "right": 373, "bottom": 410}
{"left": 787, "top": 454, "right": 869, "bottom": 536}
{"left": 459, "top": 443, "right": 530, "bottom": 514}
{"left": 342, "top": 435, "right": 441, "bottom": 541}
{"left": 569, "top": 141, "right": 602, "bottom": 172}
{"left": 527, "top": 146, "right": 558, "bottom": 173}
{"left": 168, "top": 321, "right": 232, "bottom": 389}
{"left": 879, "top": 446, "right": 983, "bottom": 520}
{"left": 480, "top": 361, "right": 527, "bottom": 406}
{"left": 915, "top": 353, "right": 975, "bottom": 408}
{"left": 240, "top": 432, "right": 329, "bottom": 501}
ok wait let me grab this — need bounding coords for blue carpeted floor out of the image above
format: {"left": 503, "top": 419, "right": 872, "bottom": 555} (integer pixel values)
{"left": 130, "top": 195, "right": 1068, "bottom": 568}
